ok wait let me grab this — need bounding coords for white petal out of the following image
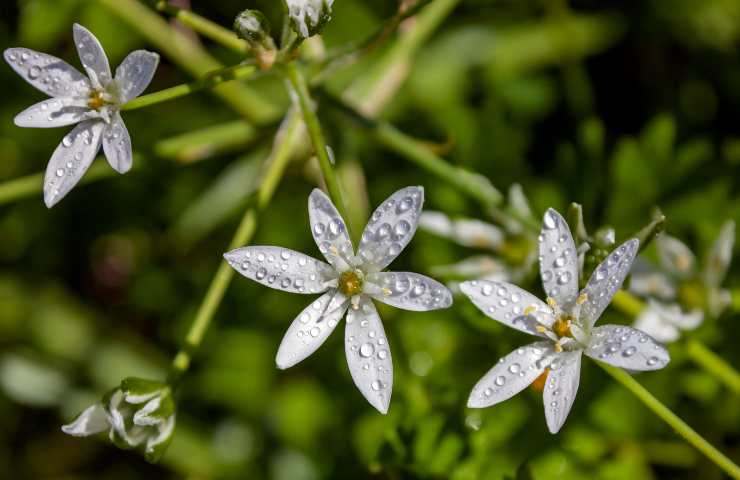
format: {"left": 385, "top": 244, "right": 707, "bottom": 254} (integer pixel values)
{"left": 539, "top": 209, "right": 579, "bottom": 310}
{"left": 467, "top": 341, "right": 553, "bottom": 408}
{"left": 114, "top": 50, "right": 159, "bottom": 103}
{"left": 585, "top": 325, "right": 670, "bottom": 370}
{"left": 102, "top": 112, "right": 132, "bottom": 173}
{"left": 308, "top": 189, "right": 354, "bottom": 271}
{"left": 460, "top": 280, "right": 554, "bottom": 337}
{"left": 656, "top": 234, "right": 696, "bottom": 278}
{"left": 44, "top": 120, "right": 104, "bottom": 208}
{"left": 579, "top": 238, "right": 639, "bottom": 329}
{"left": 629, "top": 270, "right": 676, "bottom": 300}
{"left": 345, "top": 297, "right": 393, "bottom": 414}
{"left": 4, "top": 47, "right": 89, "bottom": 97}
{"left": 14, "top": 97, "right": 93, "bottom": 128}
{"left": 632, "top": 306, "right": 681, "bottom": 344}
{"left": 543, "top": 350, "right": 581, "bottom": 434}
{"left": 61, "top": 403, "right": 110, "bottom": 436}
{"left": 418, "top": 211, "right": 453, "bottom": 237}
{"left": 73, "top": 24, "right": 112, "bottom": 86}
{"left": 367, "top": 271, "right": 452, "bottom": 311}
{"left": 224, "top": 246, "right": 334, "bottom": 294}
{"left": 276, "top": 290, "right": 348, "bottom": 369}
{"left": 145, "top": 414, "right": 175, "bottom": 455}
{"left": 431, "top": 255, "right": 510, "bottom": 280}
{"left": 133, "top": 397, "right": 161, "bottom": 427}
{"left": 358, "top": 186, "right": 424, "bottom": 270}
{"left": 704, "top": 220, "right": 735, "bottom": 287}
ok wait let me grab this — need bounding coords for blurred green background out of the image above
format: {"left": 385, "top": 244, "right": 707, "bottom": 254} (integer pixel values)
{"left": 1, "top": 0, "right": 739, "bottom": 478}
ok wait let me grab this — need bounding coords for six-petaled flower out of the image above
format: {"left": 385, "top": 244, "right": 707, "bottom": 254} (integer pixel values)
{"left": 224, "top": 186, "right": 453, "bottom": 413}
{"left": 4, "top": 24, "right": 159, "bottom": 207}
{"left": 461, "top": 208, "right": 670, "bottom": 433}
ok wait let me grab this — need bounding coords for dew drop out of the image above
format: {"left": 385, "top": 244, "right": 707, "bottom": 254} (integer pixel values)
{"left": 494, "top": 376, "right": 506, "bottom": 386}
{"left": 359, "top": 343, "right": 375, "bottom": 358}
{"left": 622, "top": 346, "right": 637, "bottom": 357}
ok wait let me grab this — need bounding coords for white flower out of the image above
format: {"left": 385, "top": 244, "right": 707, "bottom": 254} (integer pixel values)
{"left": 633, "top": 299, "right": 703, "bottom": 343}
{"left": 630, "top": 220, "right": 735, "bottom": 334}
{"left": 62, "top": 378, "right": 175, "bottom": 462}
{"left": 285, "top": 0, "right": 335, "bottom": 38}
{"left": 461, "top": 208, "right": 670, "bottom": 433}
{"left": 4, "top": 24, "right": 159, "bottom": 207}
{"left": 224, "top": 186, "right": 452, "bottom": 413}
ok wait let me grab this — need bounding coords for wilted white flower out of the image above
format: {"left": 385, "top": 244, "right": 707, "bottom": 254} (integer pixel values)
{"left": 461, "top": 209, "right": 669, "bottom": 433}
{"left": 630, "top": 221, "right": 735, "bottom": 338}
{"left": 225, "top": 186, "right": 452, "bottom": 413}
{"left": 285, "top": 0, "right": 335, "bottom": 38}
{"left": 62, "top": 377, "right": 175, "bottom": 462}
{"left": 4, "top": 24, "right": 159, "bottom": 207}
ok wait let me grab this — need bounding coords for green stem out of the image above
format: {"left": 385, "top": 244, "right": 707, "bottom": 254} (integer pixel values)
{"left": 283, "top": 62, "right": 351, "bottom": 232}
{"left": 600, "top": 363, "right": 740, "bottom": 479}
{"left": 154, "top": 0, "right": 249, "bottom": 53}
{"left": 167, "top": 111, "right": 302, "bottom": 386}
{"left": 122, "top": 63, "right": 257, "bottom": 111}
{"left": 98, "top": 0, "right": 279, "bottom": 124}
{"left": 686, "top": 338, "right": 740, "bottom": 394}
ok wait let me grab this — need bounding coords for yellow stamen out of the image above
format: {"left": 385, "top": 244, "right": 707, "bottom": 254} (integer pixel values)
{"left": 523, "top": 305, "right": 537, "bottom": 315}
{"left": 536, "top": 325, "right": 547, "bottom": 333}
{"left": 552, "top": 316, "right": 573, "bottom": 338}
{"left": 382, "top": 288, "right": 392, "bottom": 296}
{"left": 546, "top": 297, "right": 558, "bottom": 309}
{"left": 338, "top": 270, "right": 363, "bottom": 297}
{"left": 577, "top": 293, "right": 588, "bottom": 305}
{"left": 554, "top": 342, "right": 563, "bottom": 353}
{"left": 88, "top": 90, "right": 106, "bottom": 110}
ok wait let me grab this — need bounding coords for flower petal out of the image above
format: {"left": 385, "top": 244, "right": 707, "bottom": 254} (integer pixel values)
{"left": 579, "top": 238, "right": 639, "bottom": 329}
{"left": 61, "top": 403, "right": 109, "bottom": 436}
{"left": 102, "top": 112, "right": 133, "bottom": 173}
{"left": 114, "top": 50, "right": 160, "bottom": 103}
{"left": 632, "top": 306, "right": 681, "bottom": 343}
{"left": 418, "top": 211, "right": 503, "bottom": 249}
{"left": 308, "top": 188, "right": 354, "bottom": 271}
{"left": 73, "top": 24, "right": 112, "bottom": 86}
{"left": 585, "top": 325, "right": 670, "bottom": 371}
{"left": 44, "top": 120, "right": 104, "bottom": 208}
{"left": 358, "top": 186, "right": 424, "bottom": 270}
{"left": 539, "top": 209, "right": 579, "bottom": 310}
{"left": 543, "top": 350, "right": 581, "bottom": 434}
{"left": 656, "top": 234, "right": 696, "bottom": 278}
{"left": 704, "top": 220, "right": 735, "bottom": 287}
{"left": 367, "top": 271, "right": 452, "bottom": 311}
{"left": 14, "top": 97, "right": 93, "bottom": 128}
{"left": 467, "top": 341, "right": 554, "bottom": 408}
{"left": 4, "top": 47, "right": 89, "bottom": 97}
{"left": 276, "top": 290, "right": 348, "bottom": 369}
{"left": 460, "top": 280, "right": 554, "bottom": 337}
{"left": 345, "top": 297, "right": 393, "bottom": 414}
{"left": 224, "top": 246, "right": 334, "bottom": 294}
{"left": 145, "top": 414, "right": 175, "bottom": 462}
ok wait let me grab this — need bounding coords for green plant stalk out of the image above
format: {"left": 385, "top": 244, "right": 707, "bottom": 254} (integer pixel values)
{"left": 122, "top": 63, "right": 258, "bottom": 111}
{"left": 97, "top": 0, "right": 279, "bottom": 124}
{"left": 167, "top": 111, "right": 303, "bottom": 386}
{"left": 600, "top": 363, "right": 740, "bottom": 479}
{"left": 154, "top": 0, "right": 249, "bottom": 53}
{"left": 612, "top": 290, "right": 740, "bottom": 395}
{"left": 155, "top": 121, "right": 258, "bottom": 164}
{"left": 686, "top": 338, "right": 740, "bottom": 394}
{"left": 283, "top": 62, "right": 351, "bottom": 233}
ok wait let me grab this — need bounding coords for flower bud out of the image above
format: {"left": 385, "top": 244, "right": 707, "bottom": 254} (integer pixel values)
{"left": 284, "top": 0, "right": 335, "bottom": 39}
{"left": 234, "top": 10, "right": 277, "bottom": 69}
{"left": 62, "top": 377, "right": 175, "bottom": 462}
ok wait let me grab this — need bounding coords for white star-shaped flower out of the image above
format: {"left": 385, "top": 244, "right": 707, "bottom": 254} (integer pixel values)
{"left": 4, "top": 24, "right": 159, "bottom": 207}
{"left": 224, "top": 186, "right": 453, "bottom": 413}
{"left": 461, "top": 208, "right": 670, "bottom": 433}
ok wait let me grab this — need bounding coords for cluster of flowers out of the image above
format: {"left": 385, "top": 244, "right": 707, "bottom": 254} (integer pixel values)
{"left": 12, "top": 9, "right": 724, "bottom": 461}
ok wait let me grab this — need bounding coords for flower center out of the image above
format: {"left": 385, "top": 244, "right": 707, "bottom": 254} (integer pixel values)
{"left": 338, "top": 269, "right": 364, "bottom": 296}
{"left": 88, "top": 90, "right": 107, "bottom": 110}
{"left": 552, "top": 315, "right": 573, "bottom": 338}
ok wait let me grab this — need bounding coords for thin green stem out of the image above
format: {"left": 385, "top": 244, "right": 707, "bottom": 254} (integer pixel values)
{"left": 98, "top": 0, "right": 279, "bottom": 124}
{"left": 686, "top": 338, "right": 740, "bottom": 394}
{"left": 600, "top": 363, "right": 740, "bottom": 479}
{"left": 283, "top": 62, "right": 351, "bottom": 233}
{"left": 154, "top": 1, "right": 249, "bottom": 53}
{"left": 167, "top": 111, "right": 302, "bottom": 387}
{"left": 122, "top": 63, "right": 257, "bottom": 111}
